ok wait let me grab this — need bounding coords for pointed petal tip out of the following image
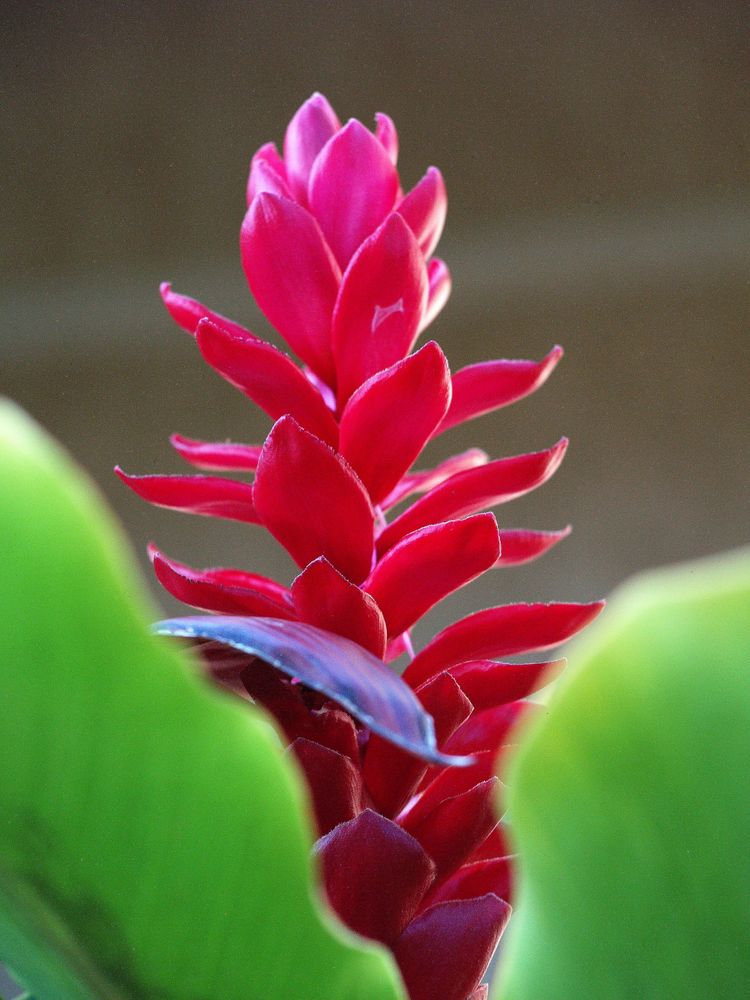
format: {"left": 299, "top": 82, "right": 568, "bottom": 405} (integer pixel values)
{"left": 307, "top": 90, "right": 335, "bottom": 109}
{"left": 374, "top": 111, "right": 399, "bottom": 164}
{"left": 114, "top": 465, "right": 147, "bottom": 491}
{"left": 541, "top": 343, "right": 565, "bottom": 374}
{"left": 194, "top": 314, "right": 213, "bottom": 334}
{"left": 246, "top": 155, "right": 291, "bottom": 202}
{"left": 495, "top": 524, "right": 573, "bottom": 568}
{"left": 169, "top": 431, "right": 206, "bottom": 452}
{"left": 397, "top": 167, "right": 448, "bottom": 259}
{"left": 421, "top": 257, "right": 452, "bottom": 330}
{"left": 149, "top": 545, "right": 169, "bottom": 567}
{"left": 341, "top": 116, "right": 366, "bottom": 132}
{"left": 243, "top": 188, "right": 275, "bottom": 225}
{"left": 243, "top": 189, "right": 290, "bottom": 229}
{"left": 382, "top": 207, "right": 417, "bottom": 238}
{"left": 551, "top": 436, "right": 569, "bottom": 467}
{"left": 419, "top": 337, "right": 446, "bottom": 357}
{"left": 271, "top": 411, "right": 298, "bottom": 435}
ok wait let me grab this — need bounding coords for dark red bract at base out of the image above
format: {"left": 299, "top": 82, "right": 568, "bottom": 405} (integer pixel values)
{"left": 119, "top": 92, "right": 604, "bottom": 999}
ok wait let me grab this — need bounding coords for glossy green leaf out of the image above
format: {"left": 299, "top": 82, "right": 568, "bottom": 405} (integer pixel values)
{"left": 495, "top": 546, "right": 750, "bottom": 999}
{"left": 0, "top": 401, "right": 405, "bottom": 1000}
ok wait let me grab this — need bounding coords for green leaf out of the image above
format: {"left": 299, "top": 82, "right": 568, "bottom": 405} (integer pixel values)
{"left": 0, "top": 400, "right": 404, "bottom": 1000}
{"left": 495, "top": 547, "right": 750, "bottom": 999}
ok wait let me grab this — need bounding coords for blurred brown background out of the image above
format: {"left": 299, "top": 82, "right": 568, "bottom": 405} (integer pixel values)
{"left": 2, "top": 0, "right": 748, "bottom": 649}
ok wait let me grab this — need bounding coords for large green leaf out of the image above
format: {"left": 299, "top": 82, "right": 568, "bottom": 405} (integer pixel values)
{"left": 0, "top": 401, "right": 404, "bottom": 1000}
{"left": 495, "top": 546, "right": 750, "bottom": 999}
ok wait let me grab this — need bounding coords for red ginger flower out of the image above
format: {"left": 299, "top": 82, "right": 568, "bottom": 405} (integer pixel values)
{"left": 117, "top": 92, "right": 604, "bottom": 1000}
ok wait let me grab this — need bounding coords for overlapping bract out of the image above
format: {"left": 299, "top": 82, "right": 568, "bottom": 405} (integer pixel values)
{"left": 119, "top": 92, "right": 603, "bottom": 999}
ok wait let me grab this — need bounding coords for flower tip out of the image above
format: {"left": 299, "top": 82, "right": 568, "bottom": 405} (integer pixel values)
{"left": 292, "top": 91, "right": 339, "bottom": 124}
{"left": 240, "top": 193, "right": 268, "bottom": 246}
{"left": 296, "top": 553, "right": 329, "bottom": 574}
{"left": 379, "top": 209, "right": 418, "bottom": 247}
{"left": 194, "top": 315, "right": 219, "bottom": 340}
{"left": 114, "top": 466, "right": 145, "bottom": 492}
{"left": 252, "top": 188, "right": 276, "bottom": 207}
{"left": 374, "top": 111, "right": 399, "bottom": 164}
{"left": 159, "top": 281, "right": 172, "bottom": 297}
{"left": 548, "top": 438, "right": 570, "bottom": 472}
{"left": 308, "top": 90, "right": 331, "bottom": 106}
{"left": 271, "top": 412, "right": 299, "bottom": 433}
{"left": 577, "top": 598, "right": 607, "bottom": 627}
{"left": 415, "top": 338, "right": 448, "bottom": 364}
{"left": 263, "top": 412, "right": 323, "bottom": 456}
{"left": 543, "top": 344, "right": 565, "bottom": 373}
{"left": 340, "top": 116, "right": 369, "bottom": 138}
{"left": 245, "top": 189, "right": 284, "bottom": 229}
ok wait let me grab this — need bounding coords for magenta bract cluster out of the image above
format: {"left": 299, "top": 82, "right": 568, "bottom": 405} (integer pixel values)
{"left": 118, "top": 93, "right": 603, "bottom": 1000}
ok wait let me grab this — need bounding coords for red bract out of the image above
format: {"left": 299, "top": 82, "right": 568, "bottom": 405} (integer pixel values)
{"left": 119, "top": 92, "right": 604, "bottom": 998}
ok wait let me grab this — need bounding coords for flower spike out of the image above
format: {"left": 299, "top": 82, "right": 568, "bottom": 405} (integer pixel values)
{"left": 118, "top": 93, "right": 604, "bottom": 998}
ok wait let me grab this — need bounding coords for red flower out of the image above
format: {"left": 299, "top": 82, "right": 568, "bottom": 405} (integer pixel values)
{"left": 118, "top": 93, "right": 603, "bottom": 999}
